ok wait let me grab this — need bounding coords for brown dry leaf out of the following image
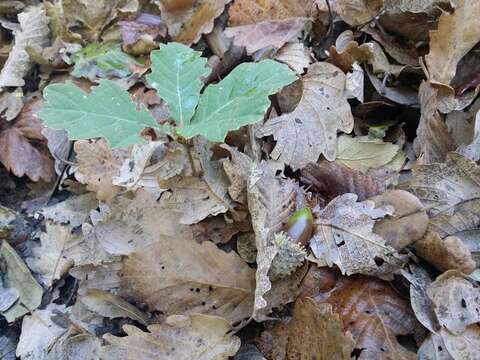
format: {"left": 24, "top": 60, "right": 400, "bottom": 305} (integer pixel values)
{"left": 415, "top": 199, "right": 479, "bottom": 273}
{"left": 90, "top": 189, "right": 193, "bottom": 255}
{"left": 330, "top": 30, "right": 404, "bottom": 75}
{"left": 425, "top": 0, "right": 480, "bottom": 85}
{"left": 119, "top": 13, "right": 167, "bottom": 56}
{"left": 0, "top": 4, "right": 50, "bottom": 88}
{"left": 318, "top": 275, "right": 420, "bottom": 360}
{"left": 310, "top": 193, "right": 404, "bottom": 279}
{"left": 400, "top": 152, "right": 480, "bottom": 215}
{"left": 70, "top": 261, "right": 123, "bottom": 293}
{"left": 225, "top": 0, "right": 317, "bottom": 54}
{"left": 300, "top": 161, "right": 387, "bottom": 204}
{"left": 79, "top": 289, "right": 149, "bottom": 325}
{"left": 120, "top": 237, "right": 254, "bottom": 323}
{"left": 274, "top": 42, "right": 311, "bottom": 74}
{"left": 160, "top": 176, "right": 230, "bottom": 225}
{"left": 258, "top": 62, "right": 354, "bottom": 169}
{"left": 155, "top": 0, "right": 226, "bottom": 46}
{"left": 192, "top": 216, "right": 250, "bottom": 244}
{"left": 370, "top": 190, "right": 429, "bottom": 250}
{"left": 74, "top": 139, "right": 129, "bottom": 201}
{"left": 0, "top": 98, "right": 55, "bottom": 182}
{"left": 247, "top": 161, "right": 297, "bottom": 320}
{"left": 335, "top": 0, "right": 383, "bottom": 26}
{"left": 427, "top": 270, "right": 480, "bottom": 334}
{"left": 39, "top": 192, "right": 97, "bottom": 228}
{"left": 257, "top": 298, "right": 354, "bottom": 360}
{"left": 220, "top": 144, "right": 252, "bottom": 204}
{"left": 101, "top": 314, "right": 240, "bottom": 359}
{"left": 414, "top": 81, "right": 456, "bottom": 164}
{"left": 112, "top": 140, "right": 186, "bottom": 197}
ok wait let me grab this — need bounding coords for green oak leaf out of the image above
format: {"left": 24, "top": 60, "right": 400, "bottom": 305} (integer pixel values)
{"left": 72, "top": 42, "right": 141, "bottom": 81}
{"left": 39, "top": 79, "right": 158, "bottom": 148}
{"left": 147, "top": 42, "right": 210, "bottom": 127}
{"left": 177, "top": 60, "right": 297, "bottom": 142}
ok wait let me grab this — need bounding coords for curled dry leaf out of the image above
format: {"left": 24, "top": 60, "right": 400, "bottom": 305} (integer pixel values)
{"left": 274, "top": 42, "right": 311, "bottom": 74}
{"left": 425, "top": 0, "right": 480, "bottom": 86}
{"left": 300, "top": 161, "right": 387, "bottom": 204}
{"left": 0, "top": 98, "right": 55, "bottom": 182}
{"left": 155, "top": 0, "right": 226, "bottom": 46}
{"left": 90, "top": 189, "right": 193, "bottom": 255}
{"left": 258, "top": 62, "right": 354, "bottom": 169}
{"left": 334, "top": 0, "right": 383, "bottom": 26}
{"left": 102, "top": 314, "right": 240, "bottom": 360}
{"left": 74, "top": 139, "right": 129, "bottom": 201}
{"left": 427, "top": 270, "right": 480, "bottom": 334}
{"left": 220, "top": 144, "right": 252, "bottom": 204}
{"left": 312, "top": 275, "right": 420, "bottom": 360}
{"left": 310, "top": 193, "right": 404, "bottom": 279}
{"left": 370, "top": 190, "right": 429, "bottom": 250}
{"left": 120, "top": 237, "right": 255, "bottom": 323}
{"left": 257, "top": 298, "right": 354, "bottom": 360}
{"left": 0, "top": 4, "right": 50, "bottom": 88}
{"left": 225, "top": 0, "right": 317, "bottom": 54}
{"left": 119, "top": 13, "right": 167, "bottom": 55}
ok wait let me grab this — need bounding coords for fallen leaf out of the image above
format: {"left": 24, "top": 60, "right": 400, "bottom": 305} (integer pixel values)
{"left": 310, "top": 193, "right": 404, "bottom": 279}
{"left": 258, "top": 62, "right": 354, "bottom": 169}
{"left": 120, "top": 236, "right": 255, "bottom": 323}
{"left": 336, "top": 135, "right": 402, "bottom": 171}
{"left": 0, "top": 90, "right": 23, "bottom": 121}
{"left": 313, "top": 275, "right": 420, "bottom": 360}
{"left": 0, "top": 336, "right": 16, "bottom": 360}
{"left": 192, "top": 216, "right": 250, "bottom": 244}
{"left": 274, "top": 42, "right": 311, "bottom": 74}
{"left": 155, "top": 0, "right": 226, "bottom": 46}
{"left": 70, "top": 261, "right": 123, "bottom": 293}
{"left": 79, "top": 288, "right": 148, "bottom": 325}
{"left": 440, "top": 325, "right": 480, "bottom": 360}
{"left": 427, "top": 270, "right": 480, "bottom": 334}
{"left": 42, "top": 127, "right": 70, "bottom": 175}
{"left": 73, "top": 139, "right": 129, "bottom": 201}
{"left": 257, "top": 298, "right": 354, "bottom": 359}
{"left": 90, "top": 189, "right": 193, "bottom": 255}
{"left": 458, "top": 109, "right": 480, "bottom": 161}
{"left": 0, "top": 240, "right": 43, "bottom": 323}
{"left": 225, "top": 0, "right": 317, "bottom": 54}
{"left": 425, "top": 0, "right": 480, "bottom": 85}
{"left": 335, "top": 0, "right": 383, "bottom": 26}
{"left": 119, "top": 13, "right": 167, "bottom": 55}
{"left": 417, "top": 332, "right": 452, "bottom": 360}
{"left": 0, "top": 4, "right": 50, "bottom": 88}
{"left": 300, "top": 161, "right": 387, "bottom": 204}
{"left": 370, "top": 190, "right": 429, "bottom": 250}
{"left": 102, "top": 314, "right": 240, "bottom": 359}
{"left": 221, "top": 144, "right": 252, "bottom": 204}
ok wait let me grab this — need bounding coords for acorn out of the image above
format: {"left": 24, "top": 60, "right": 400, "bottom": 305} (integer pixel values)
{"left": 283, "top": 207, "right": 313, "bottom": 247}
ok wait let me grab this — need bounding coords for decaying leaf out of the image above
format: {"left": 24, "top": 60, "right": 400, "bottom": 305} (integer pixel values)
{"left": 119, "top": 13, "right": 166, "bottom": 55}
{"left": 257, "top": 298, "right": 354, "bottom": 359}
{"left": 225, "top": 0, "right": 317, "bottom": 54}
{"left": 310, "top": 193, "right": 404, "bottom": 279}
{"left": 102, "top": 314, "right": 240, "bottom": 359}
{"left": 120, "top": 236, "right": 254, "bottom": 323}
{"left": 274, "top": 42, "right": 311, "bottom": 74}
{"left": 335, "top": 0, "right": 383, "bottom": 26}
{"left": 0, "top": 4, "right": 50, "bottom": 88}
{"left": 39, "top": 192, "right": 97, "bottom": 228}
{"left": 258, "top": 62, "right": 354, "bottom": 169}
{"left": 425, "top": 0, "right": 480, "bottom": 85}
{"left": 440, "top": 325, "right": 480, "bottom": 360}
{"left": 0, "top": 241, "right": 43, "bottom": 323}
{"left": 155, "top": 0, "right": 226, "bottom": 46}
{"left": 318, "top": 275, "right": 420, "bottom": 360}
{"left": 427, "top": 270, "right": 480, "bottom": 334}
{"left": 73, "top": 139, "right": 129, "bottom": 201}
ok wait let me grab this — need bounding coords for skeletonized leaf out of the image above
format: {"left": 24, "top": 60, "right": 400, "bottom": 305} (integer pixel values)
{"left": 147, "top": 43, "right": 210, "bottom": 126}
{"left": 120, "top": 237, "right": 255, "bottom": 323}
{"left": 102, "top": 314, "right": 240, "bottom": 360}
{"left": 39, "top": 80, "right": 158, "bottom": 148}
{"left": 310, "top": 193, "right": 404, "bottom": 279}
{"left": 178, "top": 60, "right": 296, "bottom": 142}
{"left": 258, "top": 62, "right": 354, "bottom": 169}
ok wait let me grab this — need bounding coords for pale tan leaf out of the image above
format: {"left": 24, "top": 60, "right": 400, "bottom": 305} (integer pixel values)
{"left": 155, "top": 0, "right": 226, "bottom": 46}
{"left": 258, "top": 62, "right": 354, "bottom": 168}
{"left": 70, "top": 261, "right": 123, "bottom": 293}
{"left": 336, "top": 135, "right": 401, "bottom": 171}
{"left": 427, "top": 270, "right": 480, "bottom": 334}
{"left": 90, "top": 189, "right": 193, "bottom": 255}
{"left": 425, "top": 0, "right": 480, "bottom": 85}
{"left": 220, "top": 144, "right": 252, "bottom": 204}
{"left": 79, "top": 289, "right": 148, "bottom": 325}
{"left": 274, "top": 42, "right": 311, "bottom": 74}
{"left": 0, "top": 89, "right": 23, "bottom": 121}
{"left": 335, "top": 0, "right": 383, "bottom": 26}
{"left": 311, "top": 193, "right": 404, "bottom": 279}
{"left": 384, "top": 0, "right": 456, "bottom": 12}
{"left": 120, "top": 237, "right": 255, "bottom": 323}
{"left": 441, "top": 325, "right": 480, "bottom": 360}
{"left": 418, "top": 332, "right": 453, "bottom": 360}
{"left": 102, "top": 314, "right": 240, "bottom": 360}
{"left": 74, "top": 139, "right": 129, "bottom": 201}
{"left": 257, "top": 298, "right": 354, "bottom": 359}
{"left": 0, "top": 4, "right": 50, "bottom": 88}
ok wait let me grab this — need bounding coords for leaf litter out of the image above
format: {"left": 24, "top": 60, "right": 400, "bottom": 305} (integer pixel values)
{"left": 1, "top": 1, "right": 480, "bottom": 359}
